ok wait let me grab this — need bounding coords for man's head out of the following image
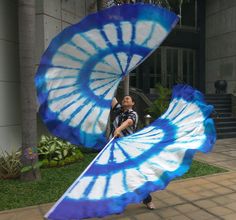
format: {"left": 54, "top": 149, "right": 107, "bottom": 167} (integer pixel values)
{"left": 122, "top": 95, "right": 135, "bottom": 109}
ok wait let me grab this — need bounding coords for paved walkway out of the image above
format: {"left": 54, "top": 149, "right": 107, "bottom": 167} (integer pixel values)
{"left": 1, "top": 138, "right": 236, "bottom": 220}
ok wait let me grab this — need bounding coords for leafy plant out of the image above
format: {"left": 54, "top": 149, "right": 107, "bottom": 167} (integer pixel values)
{"left": 0, "top": 149, "right": 22, "bottom": 179}
{"left": 147, "top": 83, "right": 172, "bottom": 119}
{"left": 40, "top": 149, "right": 84, "bottom": 168}
{"left": 37, "top": 135, "right": 84, "bottom": 167}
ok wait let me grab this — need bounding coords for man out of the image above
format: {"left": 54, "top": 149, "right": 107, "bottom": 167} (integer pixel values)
{"left": 110, "top": 95, "right": 155, "bottom": 210}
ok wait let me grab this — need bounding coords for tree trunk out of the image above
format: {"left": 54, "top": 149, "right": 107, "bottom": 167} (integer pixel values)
{"left": 18, "top": 0, "right": 40, "bottom": 181}
{"left": 97, "top": 0, "right": 105, "bottom": 10}
{"left": 123, "top": 75, "right": 130, "bottom": 96}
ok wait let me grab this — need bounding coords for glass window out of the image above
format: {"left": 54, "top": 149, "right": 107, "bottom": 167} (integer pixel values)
{"left": 166, "top": 48, "right": 178, "bottom": 87}
{"left": 150, "top": 76, "right": 155, "bottom": 88}
{"left": 173, "top": 49, "right": 178, "bottom": 84}
{"left": 181, "top": 0, "right": 196, "bottom": 27}
{"left": 183, "top": 50, "right": 188, "bottom": 83}
{"left": 189, "top": 51, "right": 194, "bottom": 85}
{"left": 130, "top": 76, "right": 136, "bottom": 87}
{"left": 130, "top": 68, "right": 137, "bottom": 87}
{"left": 182, "top": 49, "right": 195, "bottom": 86}
{"left": 168, "top": 0, "right": 197, "bottom": 28}
{"left": 156, "top": 49, "right": 161, "bottom": 76}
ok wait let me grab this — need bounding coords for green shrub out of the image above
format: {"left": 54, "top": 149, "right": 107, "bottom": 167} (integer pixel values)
{"left": 58, "top": 161, "right": 65, "bottom": 166}
{"left": 41, "top": 159, "right": 49, "bottom": 167}
{"left": 148, "top": 83, "right": 172, "bottom": 119}
{"left": 0, "top": 149, "right": 22, "bottom": 179}
{"left": 49, "top": 160, "right": 58, "bottom": 167}
{"left": 74, "top": 149, "right": 84, "bottom": 160}
{"left": 65, "top": 157, "right": 75, "bottom": 164}
{"left": 37, "top": 135, "right": 84, "bottom": 168}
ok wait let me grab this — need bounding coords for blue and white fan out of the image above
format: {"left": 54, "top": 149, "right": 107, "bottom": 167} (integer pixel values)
{"left": 35, "top": 3, "right": 179, "bottom": 149}
{"left": 45, "top": 84, "right": 216, "bottom": 220}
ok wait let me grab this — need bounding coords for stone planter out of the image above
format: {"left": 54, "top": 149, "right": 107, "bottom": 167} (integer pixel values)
{"left": 232, "top": 94, "right": 236, "bottom": 117}
{"left": 214, "top": 80, "right": 227, "bottom": 94}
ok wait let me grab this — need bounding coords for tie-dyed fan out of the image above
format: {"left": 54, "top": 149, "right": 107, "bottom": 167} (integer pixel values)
{"left": 45, "top": 84, "right": 216, "bottom": 220}
{"left": 35, "top": 3, "right": 179, "bottom": 149}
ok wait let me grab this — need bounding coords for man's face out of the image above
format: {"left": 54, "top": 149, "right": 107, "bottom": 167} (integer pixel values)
{"left": 122, "top": 96, "right": 134, "bottom": 108}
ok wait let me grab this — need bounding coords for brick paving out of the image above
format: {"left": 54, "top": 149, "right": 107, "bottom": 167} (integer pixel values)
{"left": 0, "top": 138, "right": 236, "bottom": 220}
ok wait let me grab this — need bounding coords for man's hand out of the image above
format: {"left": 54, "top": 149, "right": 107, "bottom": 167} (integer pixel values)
{"left": 114, "top": 128, "right": 121, "bottom": 137}
{"left": 111, "top": 97, "right": 118, "bottom": 109}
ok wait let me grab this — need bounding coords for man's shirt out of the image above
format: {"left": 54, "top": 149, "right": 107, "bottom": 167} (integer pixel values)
{"left": 110, "top": 103, "right": 138, "bottom": 138}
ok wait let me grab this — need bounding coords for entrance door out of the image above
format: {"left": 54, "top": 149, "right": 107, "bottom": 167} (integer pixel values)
{"left": 131, "top": 46, "right": 196, "bottom": 93}
{"left": 182, "top": 49, "right": 195, "bottom": 86}
{"left": 149, "top": 47, "right": 196, "bottom": 91}
{"left": 164, "top": 47, "right": 179, "bottom": 88}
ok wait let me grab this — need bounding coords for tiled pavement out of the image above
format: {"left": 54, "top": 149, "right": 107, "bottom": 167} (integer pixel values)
{"left": 0, "top": 138, "right": 236, "bottom": 220}
{"left": 194, "top": 138, "right": 236, "bottom": 171}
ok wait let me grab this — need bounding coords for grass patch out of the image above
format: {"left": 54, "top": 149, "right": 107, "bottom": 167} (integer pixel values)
{"left": 0, "top": 153, "right": 97, "bottom": 211}
{"left": 0, "top": 156, "right": 227, "bottom": 211}
{"left": 179, "top": 160, "right": 228, "bottom": 180}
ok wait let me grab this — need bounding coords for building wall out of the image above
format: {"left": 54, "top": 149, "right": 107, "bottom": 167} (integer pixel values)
{"left": 35, "top": 0, "right": 97, "bottom": 65}
{"left": 0, "top": 0, "right": 21, "bottom": 152}
{"left": 35, "top": 0, "right": 97, "bottom": 138}
{"left": 0, "top": 0, "right": 96, "bottom": 153}
{"left": 205, "top": 0, "right": 236, "bottom": 94}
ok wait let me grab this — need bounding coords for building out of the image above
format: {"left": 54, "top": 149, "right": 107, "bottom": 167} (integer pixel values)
{"left": 132, "top": 0, "right": 236, "bottom": 95}
{"left": 0, "top": 0, "right": 97, "bottom": 153}
{"left": 0, "top": 0, "right": 235, "bottom": 153}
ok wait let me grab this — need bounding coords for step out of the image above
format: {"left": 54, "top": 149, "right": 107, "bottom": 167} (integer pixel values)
{"left": 214, "top": 107, "right": 232, "bottom": 111}
{"left": 214, "top": 108, "right": 232, "bottom": 113}
{"left": 205, "top": 98, "right": 232, "bottom": 103}
{"left": 215, "top": 121, "right": 236, "bottom": 127}
{"left": 205, "top": 96, "right": 231, "bottom": 99}
{"left": 217, "top": 132, "right": 236, "bottom": 139}
{"left": 205, "top": 96, "right": 231, "bottom": 100}
{"left": 216, "top": 113, "right": 232, "bottom": 117}
{"left": 205, "top": 94, "right": 231, "bottom": 98}
{"left": 206, "top": 101, "right": 231, "bottom": 106}
{"left": 206, "top": 99, "right": 231, "bottom": 103}
{"left": 205, "top": 95, "right": 231, "bottom": 98}
{"left": 205, "top": 97, "right": 231, "bottom": 102}
{"left": 212, "top": 103, "right": 231, "bottom": 108}
{"left": 214, "top": 117, "right": 236, "bottom": 123}
{"left": 217, "top": 127, "right": 236, "bottom": 133}
{"left": 214, "top": 112, "right": 232, "bottom": 116}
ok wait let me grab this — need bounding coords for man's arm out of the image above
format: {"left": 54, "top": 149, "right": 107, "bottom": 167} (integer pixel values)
{"left": 114, "top": 119, "right": 134, "bottom": 137}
